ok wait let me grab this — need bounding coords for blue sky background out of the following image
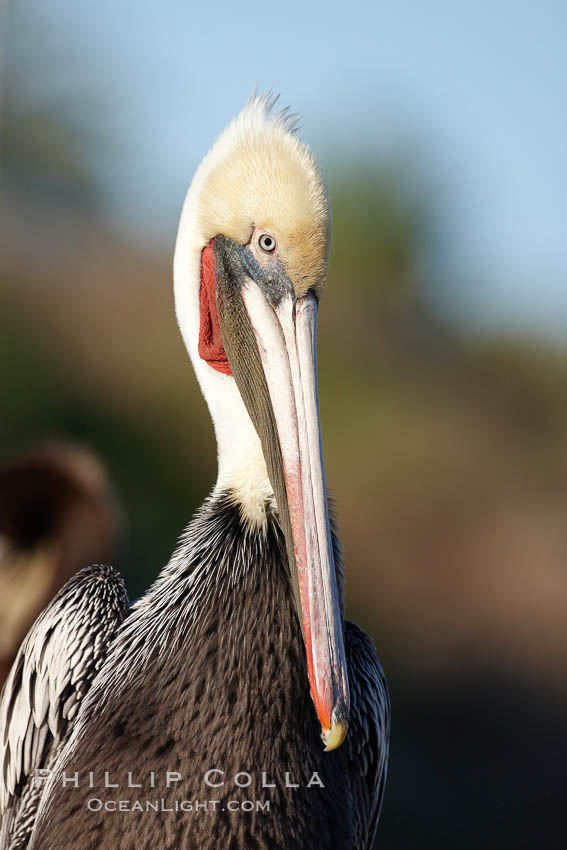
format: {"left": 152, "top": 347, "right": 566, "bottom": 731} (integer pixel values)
{"left": 13, "top": 0, "right": 567, "bottom": 339}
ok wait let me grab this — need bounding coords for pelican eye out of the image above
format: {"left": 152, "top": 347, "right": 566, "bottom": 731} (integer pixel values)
{"left": 258, "top": 233, "right": 276, "bottom": 253}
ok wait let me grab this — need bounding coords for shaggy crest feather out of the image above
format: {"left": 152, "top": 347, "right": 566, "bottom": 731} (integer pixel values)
{"left": 241, "top": 89, "right": 302, "bottom": 135}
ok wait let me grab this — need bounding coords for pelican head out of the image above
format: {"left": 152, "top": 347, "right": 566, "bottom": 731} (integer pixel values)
{"left": 174, "top": 92, "right": 349, "bottom": 751}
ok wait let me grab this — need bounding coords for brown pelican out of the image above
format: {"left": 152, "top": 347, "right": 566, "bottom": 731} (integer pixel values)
{"left": 0, "top": 93, "right": 389, "bottom": 849}
{"left": 0, "top": 444, "right": 119, "bottom": 688}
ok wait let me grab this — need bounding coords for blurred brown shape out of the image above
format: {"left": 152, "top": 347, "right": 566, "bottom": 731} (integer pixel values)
{"left": 0, "top": 443, "right": 120, "bottom": 686}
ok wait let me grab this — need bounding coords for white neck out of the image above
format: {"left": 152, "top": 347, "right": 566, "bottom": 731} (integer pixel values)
{"left": 173, "top": 157, "right": 273, "bottom": 528}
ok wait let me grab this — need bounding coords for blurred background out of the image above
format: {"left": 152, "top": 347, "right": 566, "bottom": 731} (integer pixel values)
{"left": 1, "top": 0, "right": 566, "bottom": 846}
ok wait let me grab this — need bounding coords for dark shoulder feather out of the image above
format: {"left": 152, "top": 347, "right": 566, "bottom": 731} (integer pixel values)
{"left": 0, "top": 565, "right": 128, "bottom": 849}
{"left": 345, "top": 621, "right": 390, "bottom": 849}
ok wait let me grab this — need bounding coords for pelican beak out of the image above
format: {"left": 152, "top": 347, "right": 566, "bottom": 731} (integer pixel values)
{"left": 213, "top": 235, "right": 350, "bottom": 751}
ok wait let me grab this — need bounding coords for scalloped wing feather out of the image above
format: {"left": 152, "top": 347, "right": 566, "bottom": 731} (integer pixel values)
{"left": 345, "top": 621, "right": 391, "bottom": 849}
{"left": 0, "top": 565, "right": 128, "bottom": 849}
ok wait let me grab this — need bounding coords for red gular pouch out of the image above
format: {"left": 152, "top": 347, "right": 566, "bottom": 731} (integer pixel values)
{"left": 198, "top": 241, "right": 232, "bottom": 376}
